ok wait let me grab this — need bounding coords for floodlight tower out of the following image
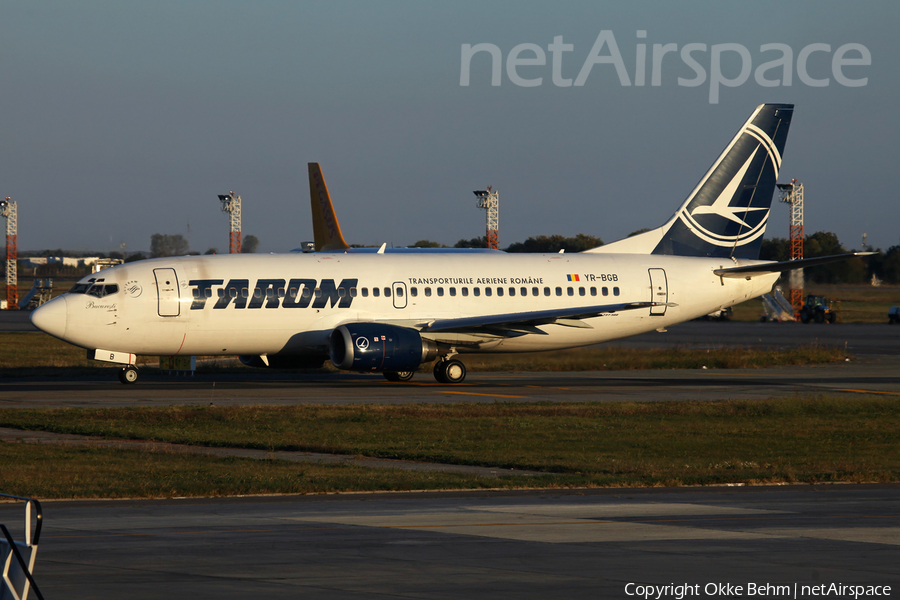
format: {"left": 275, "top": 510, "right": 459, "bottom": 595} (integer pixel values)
{"left": 217, "top": 192, "right": 242, "bottom": 254}
{"left": 777, "top": 180, "right": 804, "bottom": 319}
{"left": 1, "top": 197, "right": 17, "bottom": 310}
{"left": 473, "top": 187, "right": 499, "bottom": 250}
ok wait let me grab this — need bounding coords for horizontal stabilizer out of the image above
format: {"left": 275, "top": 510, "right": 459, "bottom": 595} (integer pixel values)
{"left": 713, "top": 252, "right": 875, "bottom": 278}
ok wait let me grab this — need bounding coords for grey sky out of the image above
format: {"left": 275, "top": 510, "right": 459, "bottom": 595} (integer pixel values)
{"left": 2, "top": 1, "right": 897, "bottom": 254}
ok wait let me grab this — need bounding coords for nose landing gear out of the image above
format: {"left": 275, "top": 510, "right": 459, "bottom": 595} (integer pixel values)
{"left": 118, "top": 365, "right": 139, "bottom": 384}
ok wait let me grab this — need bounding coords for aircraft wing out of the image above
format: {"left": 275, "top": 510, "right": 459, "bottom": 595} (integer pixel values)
{"left": 418, "top": 301, "right": 670, "bottom": 335}
{"left": 713, "top": 252, "right": 875, "bottom": 278}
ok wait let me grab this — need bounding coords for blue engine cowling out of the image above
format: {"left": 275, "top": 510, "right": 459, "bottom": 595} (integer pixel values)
{"left": 329, "top": 323, "right": 439, "bottom": 372}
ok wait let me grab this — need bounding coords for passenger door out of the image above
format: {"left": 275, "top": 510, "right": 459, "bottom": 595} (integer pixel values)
{"left": 154, "top": 268, "right": 181, "bottom": 317}
{"left": 648, "top": 268, "right": 668, "bottom": 316}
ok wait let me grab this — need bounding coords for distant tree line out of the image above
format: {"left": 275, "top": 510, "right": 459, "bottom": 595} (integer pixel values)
{"left": 149, "top": 233, "right": 260, "bottom": 258}
{"left": 412, "top": 234, "right": 606, "bottom": 253}
{"left": 761, "top": 231, "right": 900, "bottom": 284}
{"left": 14, "top": 229, "right": 899, "bottom": 285}
{"left": 414, "top": 230, "right": 900, "bottom": 285}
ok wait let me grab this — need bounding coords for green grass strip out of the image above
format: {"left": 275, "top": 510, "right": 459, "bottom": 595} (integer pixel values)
{"left": 2, "top": 396, "right": 898, "bottom": 499}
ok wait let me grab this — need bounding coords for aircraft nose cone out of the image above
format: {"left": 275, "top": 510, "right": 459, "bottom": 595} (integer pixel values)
{"left": 31, "top": 296, "right": 67, "bottom": 339}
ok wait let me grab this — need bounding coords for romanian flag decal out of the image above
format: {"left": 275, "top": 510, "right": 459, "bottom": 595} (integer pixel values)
{"left": 567, "top": 274, "right": 580, "bottom": 282}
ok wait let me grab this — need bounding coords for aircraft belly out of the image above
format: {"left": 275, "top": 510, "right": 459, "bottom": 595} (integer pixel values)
{"left": 177, "top": 310, "right": 343, "bottom": 356}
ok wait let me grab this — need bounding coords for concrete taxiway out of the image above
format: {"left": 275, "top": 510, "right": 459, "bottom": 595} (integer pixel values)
{"left": 1, "top": 353, "right": 899, "bottom": 408}
{"left": 2, "top": 318, "right": 898, "bottom": 598}
{"left": 1, "top": 486, "right": 897, "bottom": 599}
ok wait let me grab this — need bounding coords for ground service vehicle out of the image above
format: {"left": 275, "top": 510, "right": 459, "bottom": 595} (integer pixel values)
{"left": 800, "top": 294, "right": 837, "bottom": 324}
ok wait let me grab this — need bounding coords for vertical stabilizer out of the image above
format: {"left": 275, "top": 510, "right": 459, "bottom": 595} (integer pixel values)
{"left": 588, "top": 104, "right": 793, "bottom": 259}
{"left": 308, "top": 163, "right": 351, "bottom": 252}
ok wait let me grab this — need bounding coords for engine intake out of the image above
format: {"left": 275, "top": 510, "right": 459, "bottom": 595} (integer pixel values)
{"left": 329, "top": 323, "right": 439, "bottom": 372}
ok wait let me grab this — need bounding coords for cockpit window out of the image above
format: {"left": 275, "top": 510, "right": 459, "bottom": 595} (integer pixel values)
{"left": 86, "top": 284, "right": 119, "bottom": 298}
{"left": 69, "top": 283, "right": 91, "bottom": 294}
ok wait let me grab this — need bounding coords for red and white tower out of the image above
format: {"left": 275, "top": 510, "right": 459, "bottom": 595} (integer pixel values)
{"left": 217, "top": 192, "right": 242, "bottom": 254}
{"left": 1, "top": 198, "right": 17, "bottom": 310}
{"left": 777, "top": 180, "right": 804, "bottom": 319}
{"left": 473, "top": 187, "right": 499, "bottom": 250}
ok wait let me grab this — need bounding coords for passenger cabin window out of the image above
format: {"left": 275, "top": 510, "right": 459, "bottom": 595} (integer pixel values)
{"left": 556, "top": 287, "right": 562, "bottom": 296}
{"left": 410, "top": 287, "right": 418, "bottom": 297}
{"left": 394, "top": 287, "right": 403, "bottom": 297}
{"left": 373, "top": 287, "right": 380, "bottom": 297}
{"left": 437, "top": 288, "right": 444, "bottom": 297}
{"left": 473, "top": 288, "right": 480, "bottom": 297}
{"left": 533, "top": 287, "right": 539, "bottom": 296}
{"left": 350, "top": 287, "right": 357, "bottom": 297}
{"left": 602, "top": 287, "right": 609, "bottom": 296}
{"left": 496, "top": 287, "right": 503, "bottom": 297}
{"left": 461, "top": 287, "right": 468, "bottom": 297}
{"left": 362, "top": 288, "right": 369, "bottom": 297}
{"left": 384, "top": 287, "right": 391, "bottom": 297}
{"left": 425, "top": 288, "right": 432, "bottom": 297}
{"left": 567, "top": 287, "right": 574, "bottom": 296}
{"left": 613, "top": 287, "right": 620, "bottom": 296}
{"left": 590, "top": 287, "right": 597, "bottom": 296}
{"left": 485, "top": 287, "right": 492, "bottom": 297}
{"left": 544, "top": 287, "right": 551, "bottom": 296}
{"left": 579, "top": 287, "right": 585, "bottom": 296}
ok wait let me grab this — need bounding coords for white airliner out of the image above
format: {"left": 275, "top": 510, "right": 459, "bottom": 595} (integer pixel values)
{"left": 31, "top": 104, "right": 869, "bottom": 384}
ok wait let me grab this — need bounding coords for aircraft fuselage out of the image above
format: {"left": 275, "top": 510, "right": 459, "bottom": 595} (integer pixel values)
{"left": 35, "top": 251, "right": 778, "bottom": 359}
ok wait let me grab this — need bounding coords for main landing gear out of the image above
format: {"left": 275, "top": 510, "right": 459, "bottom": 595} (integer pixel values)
{"left": 118, "top": 365, "right": 139, "bottom": 384}
{"left": 381, "top": 359, "right": 468, "bottom": 384}
{"left": 433, "top": 358, "right": 466, "bottom": 384}
{"left": 383, "top": 370, "right": 415, "bottom": 382}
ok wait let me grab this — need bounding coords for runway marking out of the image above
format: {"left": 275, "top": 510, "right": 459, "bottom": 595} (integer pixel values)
{"left": 526, "top": 385, "right": 572, "bottom": 391}
{"left": 405, "top": 382, "right": 473, "bottom": 387}
{"left": 440, "top": 391, "right": 529, "bottom": 399}
{"left": 833, "top": 388, "right": 900, "bottom": 396}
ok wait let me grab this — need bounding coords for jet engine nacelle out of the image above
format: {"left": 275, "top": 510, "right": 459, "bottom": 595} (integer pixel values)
{"left": 329, "top": 323, "right": 439, "bottom": 372}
